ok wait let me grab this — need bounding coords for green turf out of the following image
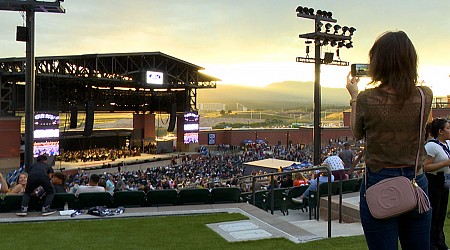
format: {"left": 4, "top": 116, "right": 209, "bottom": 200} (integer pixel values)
{"left": 0, "top": 211, "right": 449, "bottom": 250}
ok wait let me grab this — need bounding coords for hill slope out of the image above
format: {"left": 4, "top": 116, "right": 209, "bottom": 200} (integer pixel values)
{"left": 198, "top": 81, "right": 349, "bottom": 110}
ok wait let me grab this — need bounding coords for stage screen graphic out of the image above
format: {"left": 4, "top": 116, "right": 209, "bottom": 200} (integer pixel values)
{"left": 208, "top": 133, "right": 216, "bottom": 145}
{"left": 183, "top": 132, "right": 199, "bottom": 144}
{"left": 33, "top": 112, "right": 60, "bottom": 157}
{"left": 183, "top": 111, "right": 199, "bottom": 144}
{"left": 146, "top": 70, "right": 164, "bottom": 85}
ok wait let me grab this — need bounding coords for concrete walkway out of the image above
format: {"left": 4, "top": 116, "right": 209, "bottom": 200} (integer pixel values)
{"left": 0, "top": 194, "right": 364, "bottom": 244}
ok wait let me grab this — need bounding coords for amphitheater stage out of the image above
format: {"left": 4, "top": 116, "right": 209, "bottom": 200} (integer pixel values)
{"left": 53, "top": 153, "right": 183, "bottom": 174}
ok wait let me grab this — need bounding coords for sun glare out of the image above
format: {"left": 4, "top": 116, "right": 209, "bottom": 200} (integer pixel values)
{"left": 203, "top": 62, "right": 449, "bottom": 97}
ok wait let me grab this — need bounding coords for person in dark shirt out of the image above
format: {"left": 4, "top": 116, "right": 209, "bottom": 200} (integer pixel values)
{"left": 280, "top": 174, "right": 294, "bottom": 188}
{"left": 16, "top": 155, "right": 57, "bottom": 216}
{"left": 338, "top": 142, "right": 355, "bottom": 169}
{"left": 51, "top": 172, "right": 68, "bottom": 193}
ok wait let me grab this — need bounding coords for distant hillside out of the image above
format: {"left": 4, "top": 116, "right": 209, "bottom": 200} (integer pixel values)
{"left": 197, "top": 81, "right": 350, "bottom": 110}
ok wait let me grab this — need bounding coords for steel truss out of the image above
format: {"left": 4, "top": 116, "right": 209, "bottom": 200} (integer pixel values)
{"left": 0, "top": 52, "right": 218, "bottom": 114}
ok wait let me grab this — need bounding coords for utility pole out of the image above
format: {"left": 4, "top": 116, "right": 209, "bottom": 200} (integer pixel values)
{"left": 0, "top": 0, "right": 65, "bottom": 170}
{"left": 295, "top": 6, "right": 356, "bottom": 165}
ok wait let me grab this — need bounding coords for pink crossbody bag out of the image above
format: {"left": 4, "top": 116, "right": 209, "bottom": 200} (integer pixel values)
{"left": 365, "top": 87, "right": 431, "bottom": 219}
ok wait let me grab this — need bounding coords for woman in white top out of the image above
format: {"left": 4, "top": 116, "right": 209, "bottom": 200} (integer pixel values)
{"left": 424, "top": 118, "right": 450, "bottom": 250}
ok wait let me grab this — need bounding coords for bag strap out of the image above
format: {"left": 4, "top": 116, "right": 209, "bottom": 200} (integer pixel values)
{"left": 415, "top": 87, "right": 425, "bottom": 178}
{"left": 365, "top": 87, "right": 425, "bottom": 189}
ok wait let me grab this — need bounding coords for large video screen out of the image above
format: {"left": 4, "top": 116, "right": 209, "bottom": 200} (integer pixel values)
{"left": 33, "top": 112, "right": 60, "bottom": 157}
{"left": 183, "top": 111, "right": 199, "bottom": 144}
{"left": 183, "top": 132, "right": 199, "bottom": 144}
{"left": 146, "top": 70, "right": 164, "bottom": 85}
{"left": 183, "top": 111, "right": 199, "bottom": 132}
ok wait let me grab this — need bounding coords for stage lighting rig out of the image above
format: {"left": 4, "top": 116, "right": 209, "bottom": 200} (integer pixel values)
{"left": 295, "top": 5, "right": 356, "bottom": 167}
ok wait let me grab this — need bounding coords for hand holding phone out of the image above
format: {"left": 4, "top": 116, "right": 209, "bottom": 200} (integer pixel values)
{"left": 351, "top": 64, "right": 369, "bottom": 77}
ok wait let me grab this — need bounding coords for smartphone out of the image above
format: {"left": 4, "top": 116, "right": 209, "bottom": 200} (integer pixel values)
{"left": 351, "top": 64, "right": 369, "bottom": 77}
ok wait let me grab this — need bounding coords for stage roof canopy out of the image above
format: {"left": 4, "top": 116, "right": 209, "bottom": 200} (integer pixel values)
{"left": 243, "top": 158, "right": 300, "bottom": 175}
{"left": 0, "top": 52, "right": 219, "bottom": 114}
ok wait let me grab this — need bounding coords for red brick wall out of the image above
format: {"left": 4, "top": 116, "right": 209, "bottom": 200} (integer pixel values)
{"left": 199, "top": 127, "right": 355, "bottom": 146}
{"left": 0, "top": 117, "right": 21, "bottom": 158}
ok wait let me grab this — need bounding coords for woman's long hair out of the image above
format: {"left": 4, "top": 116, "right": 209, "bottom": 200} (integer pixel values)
{"left": 368, "top": 31, "right": 418, "bottom": 103}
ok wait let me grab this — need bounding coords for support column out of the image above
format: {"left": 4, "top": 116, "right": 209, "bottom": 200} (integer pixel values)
{"left": 132, "top": 113, "right": 156, "bottom": 149}
{"left": 143, "top": 113, "right": 156, "bottom": 140}
{"left": 0, "top": 116, "right": 21, "bottom": 173}
{"left": 131, "top": 114, "right": 144, "bottom": 149}
{"left": 176, "top": 113, "right": 185, "bottom": 152}
{"left": 24, "top": 8, "right": 36, "bottom": 171}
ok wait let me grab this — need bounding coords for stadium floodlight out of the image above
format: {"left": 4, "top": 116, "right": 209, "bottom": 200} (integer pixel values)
{"left": 325, "top": 23, "right": 332, "bottom": 33}
{"left": 349, "top": 27, "right": 356, "bottom": 36}
{"left": 316, "top": 21, "right": 323, "bottom": 32}
{"left": 295, "top": 5, "right": 356, "bottom": 170}
{"left": 297, "top": 6, "right": 316, "bottom": 19}
{"left": 333, "top": 25, "right": 341, "bottom": 34}
{"left": 342, "top": 26, "right": 349, "bottom": 35}
{"left": 345, "top": 41, "right": 353, "bottom": 48}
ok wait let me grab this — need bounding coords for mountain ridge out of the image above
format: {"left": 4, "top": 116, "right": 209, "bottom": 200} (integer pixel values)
{"left": 197, "top": 81, "right": 350, "bottom": 110}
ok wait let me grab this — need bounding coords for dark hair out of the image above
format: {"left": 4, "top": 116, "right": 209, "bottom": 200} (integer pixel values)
{"left": 53, "top": 172, "right": 68, "bottom": 184}
{"left": 368, "top": 31, "right": 418, "bottom": 103}
{"left": 90, "top": 174, "right": 100, "bottom": 183}
{"left": 36, "top": 155, "right": 47, "bottom": 162}
{"left": 429, "top": 118, "right": 448, "bottom": 138}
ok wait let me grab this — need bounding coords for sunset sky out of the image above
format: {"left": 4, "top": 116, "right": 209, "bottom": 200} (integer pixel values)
{"left": 0, "top": 0, "right": 449, "bottom": 96}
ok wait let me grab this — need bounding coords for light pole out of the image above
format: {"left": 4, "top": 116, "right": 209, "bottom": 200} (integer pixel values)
{"left": 295, "top": 6, "right": 355, "bottom": 165}
{"left": 0, "top": 0, "right": 65, "bottom": 170}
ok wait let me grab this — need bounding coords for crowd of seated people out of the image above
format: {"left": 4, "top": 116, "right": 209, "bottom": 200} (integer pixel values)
{"left": 0, "top": 140, "right": 364, "bottom": 202}
{"left": 60, "top": 141, "right": 363, "bottom": 195}
{"left": 66, "top": 153, "right": 246, "bottom": 193}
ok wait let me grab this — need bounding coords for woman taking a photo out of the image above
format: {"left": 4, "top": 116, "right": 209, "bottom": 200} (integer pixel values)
{"left": 346, "top": 30, "right": 433, "bottom": 250}
{"left": 424, "top": 118, "right": 450, "bottom": 250}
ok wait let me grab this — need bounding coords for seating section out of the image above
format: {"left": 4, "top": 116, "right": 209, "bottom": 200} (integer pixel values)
{"left": 241, "top": 190, "right": 267, "bottom": 210}
{"left": 262, "top": 188, "right": 288, "bottom": 215}
{"left": 318, "top": 181, "right": 340, "bottom": 197}
{"left": 113, "top": 191, "right": 146, "bottom": 207}
{"left": 51, "top": 193, "right": 77, "bottom": 210}
{"left": 77, "top": 192, "right": 113, "bottom": 209}
{"left": 341, "top": 179, "right": 360, "bottom": 194}
{"left": 1, "top": 195, "right": 23, "bottom": 212}
{"left": 1, "top": 195, "right": 42, "bottom": 212}
{"left": 210, "top": 187, "right": 240, "bottom": 204}
{"left": 178, "top": 188, "right": 211, "bottom": 205}
{"left": 2, "top": 185, "right": 359, "bottom": 213}
{"left": 146, "top": 189, "right": 178, "bottom": 206}
{"left": 285, "top": 185, "right": 309, "bottom": 213}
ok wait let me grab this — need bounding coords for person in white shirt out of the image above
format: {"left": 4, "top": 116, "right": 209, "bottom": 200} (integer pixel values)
{"left": 424, "top": 118, "right": 450, "bottom": 250}
{"left": 75, "top": 174, "right": 105, "bottom": 195}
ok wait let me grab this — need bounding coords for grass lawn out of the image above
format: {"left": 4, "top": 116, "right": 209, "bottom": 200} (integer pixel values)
{"left": 1, "top": 211, "right": 449, "bottom": 250}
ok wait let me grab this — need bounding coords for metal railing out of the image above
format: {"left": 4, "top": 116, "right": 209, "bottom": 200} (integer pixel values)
{"left": 332, "top": 167, "right": 364, "bottom": 223}
{"left": 238, "top": 165, "right": 333, "bottom": 238}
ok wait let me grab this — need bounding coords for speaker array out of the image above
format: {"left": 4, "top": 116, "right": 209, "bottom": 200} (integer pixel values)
{"left": 84, "top": 101, "right": 94, "bottom": 136}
